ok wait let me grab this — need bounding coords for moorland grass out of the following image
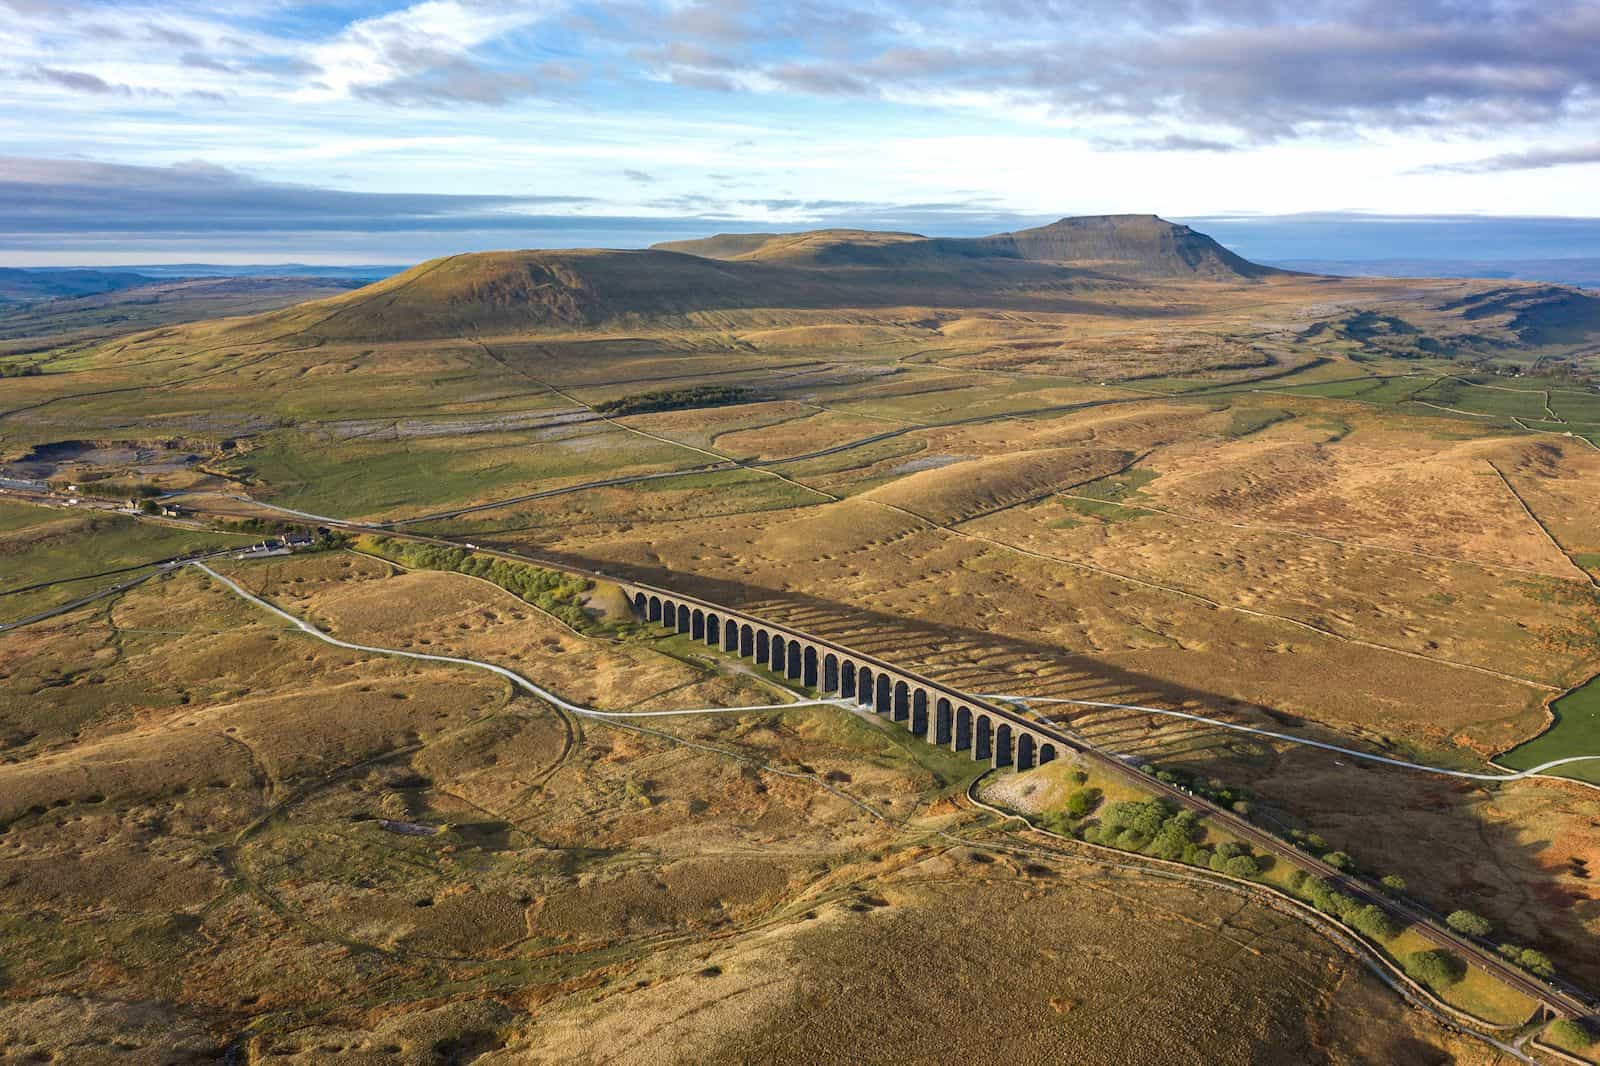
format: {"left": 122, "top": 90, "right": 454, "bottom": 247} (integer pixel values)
{"left": 0, "top": 500, "right": 66, "bottom": 533}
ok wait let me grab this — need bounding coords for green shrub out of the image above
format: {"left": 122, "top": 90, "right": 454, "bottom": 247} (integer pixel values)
{"left": 1444, "top": 910, "right": 1492, "bottom": 938}
{"left": 1380, "top": 874, "right": 1407, "bottom": 894}
{"left": 1064, "top": 787, "right": 1101, "bottom": 819}
{"left": 1404, "top": 949, "right": 1467, "bottom": 992}
{"left": 1322, "top": 851, "right": 1354, "bottom": 871}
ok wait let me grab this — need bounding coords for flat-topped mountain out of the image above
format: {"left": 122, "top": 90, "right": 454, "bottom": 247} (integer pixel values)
{"left": 656, "top": 214, "right": 1281, "bottom": 278}
{"left": 234, "top": 215, "right": 1284, "bottom": 341}
{"left": 973, "top": 215, "right": 1281, "bottom": 278}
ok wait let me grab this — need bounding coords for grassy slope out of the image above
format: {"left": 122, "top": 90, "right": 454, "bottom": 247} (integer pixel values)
{"left": 1499, "top": 676, "right": 1600, "bottom": 783}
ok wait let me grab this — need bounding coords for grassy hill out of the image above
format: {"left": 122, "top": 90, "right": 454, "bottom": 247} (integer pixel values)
{"left": 0, "top": 267, "right": 156, "bottom": 304}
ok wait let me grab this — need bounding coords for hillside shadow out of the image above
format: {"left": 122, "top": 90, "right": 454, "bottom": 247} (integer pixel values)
{"left": 525, "top": 545, "right": 1256, "bottom": 721}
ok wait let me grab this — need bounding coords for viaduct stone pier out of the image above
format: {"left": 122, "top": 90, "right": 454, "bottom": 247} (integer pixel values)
{"left": 612, "top": 580, "right": 1064, "bottom": 771}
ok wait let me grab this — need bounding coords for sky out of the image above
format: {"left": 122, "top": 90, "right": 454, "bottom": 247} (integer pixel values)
{"left": 2, "top": 0, "right": 1598, "bottom": 265}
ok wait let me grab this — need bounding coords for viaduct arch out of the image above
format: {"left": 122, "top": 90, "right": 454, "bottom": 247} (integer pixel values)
{"left": 625, "top": 586, "right": 1062, "bottom": 771}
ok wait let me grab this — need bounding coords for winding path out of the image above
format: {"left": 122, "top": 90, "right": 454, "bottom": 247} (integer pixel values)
{"left": 189, "top": 562, "right": 851, "bottom": 722}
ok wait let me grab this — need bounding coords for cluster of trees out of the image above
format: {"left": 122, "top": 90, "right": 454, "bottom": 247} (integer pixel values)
{"left": 1285, "top": 869, "right": 1399, "bottom": 940}
{"left": 1286, "top": 829, "right": 1359, "bottom": 872}
{"left": 363, "top": 536, "right": 593, "bottom": 631}
{"left": 1076, "top": 798, "right": 1264, "bottom": 878}
{"left": 51, "top": 478, "right": 161, "bottom": 499}
{"left": 1137, "top": 762, "right": 1252, "bottom": 813}
{"left": 1497, "top": 942, "right": 1555, "bottom": 979}
{"left": 1436, "top": 909, "right": 1556, "bottom": 979}
{"left": 216, "top": 516, "right": 296, "bottom": 535}
{"left": 0, "top": 362, "right": 43, "bottom": 378}
{"left": 594, "top": 385, "right": 752, "bottom": 417}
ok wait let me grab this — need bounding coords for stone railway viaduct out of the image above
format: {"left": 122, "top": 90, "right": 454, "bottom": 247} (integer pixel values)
{"left": 613, "top": 580, "right": 1064, "bottom": 770}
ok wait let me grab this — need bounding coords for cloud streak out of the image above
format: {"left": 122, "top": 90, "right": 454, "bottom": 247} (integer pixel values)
{"left": 1417, "top": 141, "right": 1600, "bottom": 174}
{"left": 0, "top": 156, "right": 592, "bottom": 235}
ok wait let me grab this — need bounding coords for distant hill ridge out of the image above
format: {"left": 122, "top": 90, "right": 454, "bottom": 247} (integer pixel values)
{"left": 0, "top": 267, "right": 158, "bottom": 304}
{"left": 656, "top": 214, "right": 1280, "bottom": 278}
{"left": 233, "top": 215, "right": 1287, "bottom": 341}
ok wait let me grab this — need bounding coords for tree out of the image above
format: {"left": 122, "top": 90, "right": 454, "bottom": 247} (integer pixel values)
{"left": 1222, "top": 854, "right": 1260, "bottom": 879}
{"left": 1445, "top": 910, "right": 1492, "bottom": 938}
{"left": 1380, "top": 874, "right": 1407, "bottom": 894}
{"left": 1322, "top": 851, "right": 1354, "bottom": 871}
{"left": 1346, "top": 904, "right": 1398, "bottom": 941}
{"left": 1100, "top": 800, "right": 1171, "bottom": 839}
{"left": 1404, "top": 950, "right": 1466, "bottom": 992}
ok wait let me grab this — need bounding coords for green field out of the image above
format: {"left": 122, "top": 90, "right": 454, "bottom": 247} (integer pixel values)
{"left": 0, "top": 509, "right": 251, "bottom": 620}
{"left": 1498, "top": 675, "right": 1600, "bottom": 784}
{"left": 1284, "top": 374, "right": 1436, "bottom": 405}
{"left": 1413, "top": 378, "right": 1548, "bottom": 419}
{"left": 227, "top": 427, "right": 699, "bottom": 521}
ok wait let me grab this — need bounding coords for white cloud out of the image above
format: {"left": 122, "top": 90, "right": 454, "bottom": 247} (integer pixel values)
{"left": 299, "top": 0, "right": 559, "bottom": 101}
